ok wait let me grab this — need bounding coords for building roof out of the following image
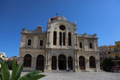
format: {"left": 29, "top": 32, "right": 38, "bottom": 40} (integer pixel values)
{"left": 78, "top": 33, "right": 97, "bottom": 38}
{"left": 21, "top": 28, "right": 47, "bottom": 35}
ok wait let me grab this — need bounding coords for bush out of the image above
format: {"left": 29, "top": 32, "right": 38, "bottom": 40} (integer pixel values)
{"left": 101, "top": 58, "right": 115, "bottom": 71}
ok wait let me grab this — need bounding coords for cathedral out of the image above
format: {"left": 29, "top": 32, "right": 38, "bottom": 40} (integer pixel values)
{"left": 19, "top": 16, "right": 100, "bottom": 72}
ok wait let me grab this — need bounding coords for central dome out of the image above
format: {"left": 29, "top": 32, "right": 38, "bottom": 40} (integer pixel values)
{"left": 50, "top": 16, "right": 67, "bottom": 21}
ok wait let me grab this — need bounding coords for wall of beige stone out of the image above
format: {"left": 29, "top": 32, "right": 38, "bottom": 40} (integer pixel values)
{"left": 19, "top": 16, "right": 100, "bottom": 72}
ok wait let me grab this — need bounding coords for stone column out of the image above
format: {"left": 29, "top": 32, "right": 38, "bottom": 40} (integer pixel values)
{"left": 85, "top": 59, "right": 90, "bottom": 71}
{"left": 19, "top": 57, "right": 24, "bottom": 64}
{"left": 57, "top": 58, "right": 59, "bottom": 70}
{"left": 57, "top": 31, "right": 59, "bottom": 47}
{"left": 66, "top": 31, "right": 68, "bottom": 47}
{"left": 47, "top": 31, "right": 50, "bottom": 47}
{"left": 48, "top": 52, "right": 51, "bottom": 71}
{"left": 76, "top": 34, "right": 78, "bottom": 48}
{"left": 45, "top": 51, "right": 48, "bottom": 71}
{"left": 20, "top": 34, "right": 26, "bottom": 48}
{"left": 77, "top": 57, "right": 80, "bottom": 71}
{"left": 74, "top": 51, "right": 79, "bottom": 71}
{"left": 31, "top": 57, "right": 36, "bottom": 71}
{"left": 33, "top": 36, "right": 38, "bottom": 48}
{"left": 44, "top": 51, "right": 51, "bottom": 72}
{"left": 96, "top": 60, "right": 101, "bottom": 71}
{"left": 94, "top": 40, "right": 97, "bottom": 51}
{"left": 73, "top": 53, "right": 75, "bottom": 71}
{"left": 84, "top": 39, "right": 88, "bottom": 51}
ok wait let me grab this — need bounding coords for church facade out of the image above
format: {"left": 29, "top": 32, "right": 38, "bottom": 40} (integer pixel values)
{"left": 19, "top": 16, "right": 100, "bottom": 72}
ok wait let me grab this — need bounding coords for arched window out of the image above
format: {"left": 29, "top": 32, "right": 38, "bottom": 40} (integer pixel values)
{"left": 53, "top": 31, "right": 57, "bottom": 45}
{"left": 28, "top": 39, "right": 31, "bottom": 46}
{"left": 40, "top": 40, "right": 43, "bottom": 46}
{"left": 68, "top": 32, "right": 71, "bottom": 46}
{"left": 89, "top": 42, "right": 92, "bottom": 48}
{"left": 59, "top": 32, "right": 62, "bottom": 45}
{"left": 23, "top": 54, "right": 32, "bottom": 67}
{"left": 63, "top": 32, "right": 65, "bottom": 46}
{"left": 80, "top": 42, "right": 82, "bottom": 48}
{"left": 89, "top": 56, "right": 96, "bottom": 68}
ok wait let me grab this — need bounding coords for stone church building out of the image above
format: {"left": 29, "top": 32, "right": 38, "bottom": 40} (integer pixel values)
{"left": 19, "top": 16, "right": 100, "bottom": 72}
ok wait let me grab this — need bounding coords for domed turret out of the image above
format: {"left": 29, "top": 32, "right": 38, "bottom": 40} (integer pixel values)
{"left": 51, "top": 16, "right": 58, "bottom": 21}
{"left": 37, "top": 26, "right": 43, "bottom": 31}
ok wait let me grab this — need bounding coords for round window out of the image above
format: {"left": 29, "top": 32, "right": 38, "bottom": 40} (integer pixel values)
{"left": 59, "top": 25, "right": 65, "bottom": 30}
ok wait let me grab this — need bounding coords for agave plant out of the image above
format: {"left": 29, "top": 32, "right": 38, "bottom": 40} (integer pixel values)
{"left": 0, "top": 59, "right": 45, "bottom": 80}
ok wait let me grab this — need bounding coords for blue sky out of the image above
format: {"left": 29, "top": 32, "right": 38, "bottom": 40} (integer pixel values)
{"left": 0, "top": 0, "right": 120, "bottom": 58}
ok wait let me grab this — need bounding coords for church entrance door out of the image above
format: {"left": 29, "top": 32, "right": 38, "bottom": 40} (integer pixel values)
{"left": 79, "top": 56, "right": 85, "bottom": 70}
{"left": 58, "top": 54, "right": 66, "bottom": 70}
{"left": 36, "top": 55, "right": 44, "bottom": 72}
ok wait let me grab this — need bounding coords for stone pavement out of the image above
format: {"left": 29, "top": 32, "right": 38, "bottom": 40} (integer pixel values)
{"left": 21, "top": 71, "right": 120, "bottom": 80}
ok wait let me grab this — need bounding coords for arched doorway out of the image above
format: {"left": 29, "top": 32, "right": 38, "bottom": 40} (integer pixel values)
{"left": 36, "top": 55, "right": 44, "bottom": 72}
{"left": 89, "top": 56, "right": 96, "bottom": 68}
{"left": 58, "top": 54, "right": 66, "bottom": 70}
{"left": 52, "top": 56, "right": 57, "bottom": 70}
{"left": 79, "top": 56, "right": 85, "bottom": 70}
{"left": 23, "top": 54, "right": 32, "bottom": 67}
{"left": 68, "top": 56, "right": 73, "bottom": 70}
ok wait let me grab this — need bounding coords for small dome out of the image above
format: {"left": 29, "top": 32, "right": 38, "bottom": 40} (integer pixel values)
{"left": 37, "top": 26, "right": 43, "bottom": 31}
{"left": 51, "top": 16, "right": 58, "bottom": 21}
{"left": 38, "top": 26, "right": 42, "bottom": 28}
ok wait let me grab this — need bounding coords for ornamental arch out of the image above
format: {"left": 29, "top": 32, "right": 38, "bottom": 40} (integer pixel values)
{"left": 36, "top": 55, "right": 45, "bottom": 72}
{"left": 23, "top": 54, "right": 32, "bottom": 67}
{"left": 79, "top": 56, "right": 85, "bottom": 70}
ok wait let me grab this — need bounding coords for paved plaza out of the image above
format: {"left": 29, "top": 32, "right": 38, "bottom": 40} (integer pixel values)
{"left": 21, "top": 71, "right": 120, "bottom": 80}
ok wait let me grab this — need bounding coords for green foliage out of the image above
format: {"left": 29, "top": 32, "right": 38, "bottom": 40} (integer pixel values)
{"left": 0, "top": 59, "right": 46, "bottom": 80}
{"left": 101, "top": 58, "right": 115, "bottom": 71}
{"left": 5, "top": 60, "right": 12, "bottom": 70}
{"left": 18, "top": 71, "right": 45, "bottom": 80}
{"left": 0, "top": 61, "right": 10, "bottom": 80}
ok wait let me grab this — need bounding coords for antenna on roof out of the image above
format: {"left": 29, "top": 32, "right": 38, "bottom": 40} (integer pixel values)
{"left": 56, "top": 13, "right": 58, "bottom": 16}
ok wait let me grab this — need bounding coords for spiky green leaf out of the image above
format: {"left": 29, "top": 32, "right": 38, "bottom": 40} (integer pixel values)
{"left": 15, "top": 63, "right": 23, "bottom": 80}
{"left": 29, "top": 74, "right": 46, "bottom": 80}
{"left": 22, "top": 71, "right": 41, "bottom": 78}
{"left": 0, "top": 61, "right": 10, "bottom": 80}
{"left": 10, "top": 59, "right": 17, "bottom": 80}
{"left": 0, "top": 73, "right": 2, "bottom": 80}
{"left": 18, "top": 70, "right": 45, "bottom": 80}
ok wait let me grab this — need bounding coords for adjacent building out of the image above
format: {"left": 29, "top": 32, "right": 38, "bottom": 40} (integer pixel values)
{"left": 99, "top": 41, "right": 120, "bottom": 66}
{"left": 19, "top": 16, "right": 100, "bottom": 72}
{"left": 109, "top": 41, "right": 120, "bottom": 66}
{"left": 99, "top": 45, "right": 111, "bottom": 61}
{"left": 0, "top": 52, "right": 8, "bottom": 61}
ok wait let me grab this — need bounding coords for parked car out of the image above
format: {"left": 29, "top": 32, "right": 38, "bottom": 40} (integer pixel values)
{"left": 111, "top": 66, "right": 120, "bottom": 72}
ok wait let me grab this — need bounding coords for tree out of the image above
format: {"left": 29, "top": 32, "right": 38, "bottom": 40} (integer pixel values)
{"left": 0, "top": 59, "right": 46, "bottom": 80}
{"left": 101, "top": 58, "right": 115, "bottom": 71}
